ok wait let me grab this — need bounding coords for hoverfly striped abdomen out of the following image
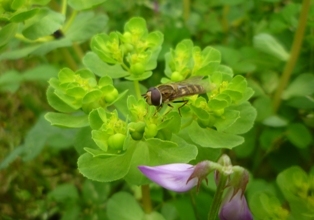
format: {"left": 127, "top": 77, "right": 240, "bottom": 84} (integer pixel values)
{"left": 175, "top": 84, "right": 204, "bottom": 99}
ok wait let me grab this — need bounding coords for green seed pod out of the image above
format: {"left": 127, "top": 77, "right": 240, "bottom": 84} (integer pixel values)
{"left": 130, "top": 131, "right": 143, "bottom": 141}
{"left": 107, "top": 133, "right": 126, "bottom": 150}
{"left": 130, "top": 63, "right": 145, "bottom": 76}
{"left": 171, "top": 71, "right": 184, "bottom": 81}
{"left": 144, "top": 124, "right": 158, "bottom": 139}
{"left": 104, "top": 88, "right": 119, "bottom": 103}
{"left": 123, "top": 32, "right": 132, "bottom": 41}
{"left": 129, "top": 122, "right": 145, "bottom": 140}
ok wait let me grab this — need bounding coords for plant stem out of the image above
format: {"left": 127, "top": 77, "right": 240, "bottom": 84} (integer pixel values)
{"left": 73, "top": 42, "right": 85, "bottom": 60}
{"left": 60, "top": 47, "right": 78, "bottom": 70}
{"left": 208, "top": 174, "right": 227, "bottom": 220}
{"left": 61, "top": 0, "right": 67, "bottom": 15}
{"left": 63, "top": 10, "right": 78, "bottom": 33}
{"left": 133, "top": 80, "right": 142, "bottom": 100}
{"left": 182, "top": 0, "right": 190, "bottom": 22}
{"left": 141, "top": 184, "right": 152, "bottom": 214}
{"left": 272, "top": 0, "right": 310, "bottom": 112}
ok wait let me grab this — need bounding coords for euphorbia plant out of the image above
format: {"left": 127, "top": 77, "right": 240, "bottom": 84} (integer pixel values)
{"left": 45, "top": 17, "right": 256, "bottom": 219}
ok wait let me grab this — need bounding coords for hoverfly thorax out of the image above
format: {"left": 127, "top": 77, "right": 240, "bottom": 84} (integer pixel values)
{"left": 144, "top": 87, "right": 162, "bottom": 106}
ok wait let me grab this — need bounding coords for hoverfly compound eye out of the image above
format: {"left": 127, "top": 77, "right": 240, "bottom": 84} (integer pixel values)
{"left": 149, "top": 87, "right": 162, "bottom": 106}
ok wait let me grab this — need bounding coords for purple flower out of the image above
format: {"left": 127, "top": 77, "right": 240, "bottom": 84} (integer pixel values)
{"left": 138, "top": 163, "right": 198, "bottom": 192}
{"left": 138, "top": 161, "right": 211, "bottom": 192}
{"left": 219, "top": 188, "right": 253, "bottom": 220}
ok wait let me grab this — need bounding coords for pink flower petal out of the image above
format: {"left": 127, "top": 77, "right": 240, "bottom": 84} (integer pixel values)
{"left": 138, "top": 164, "right": 198, "bottom": 192}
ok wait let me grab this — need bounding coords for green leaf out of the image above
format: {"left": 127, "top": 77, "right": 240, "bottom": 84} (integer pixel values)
{"left": 144, "top": 212, "right": 166, "bottom": 220}
{"left": 73, "top": 127, "right": 97, "bottom": 155}
{"left": 286, "top": 96, "right": 314, "bottom": 109}
{"left": 46, "top": 86, "right": 77, "bottom": 113}
{"left": 68, "top": 0, "right": 107, "bottom": 10}
{"left": 66, "top": 12, "right": 108, "bottom": 42}
{"left": 233, "top": 60, "right": 256, "bottom": 74}
{"left": 286, "top": 123, "right": 312, "bottom": 148}
{"left": 24, "top": 115, "right": 76, "bottom": 160}
{"left": 10, "top": 0, "right": 25, "bottom": 10}
{"left": 48, "top": 183, "right": 79, "bottom": 201}
{"left": 277, "top": 166, "right": 314, "bottom": 219}
{"left": 262, "top": 115, "right": 288, "bottom": 127}
{"left": 124, "top": 136, "right": 198, "bottom": 185}
{"left": 282, "top": 73, "right": 314, "bottom": 99}
{"left": 124, "top": 71, "right": 152, "bottom": 81}
{"left": 214, "top": 109, "right": 240, "bottom": 132}
{"left": 208, "top": 99, "right": 228, "bottom": 110}
{"left": 31, "top": 38, "right": 73, "bottom": 56}
{"left": 22, "top": 64, "right": 58, "bottom": 81}
{"left": 82, "top": 89, "right": 102, "bottom": 104}
{"left": 187, "top": 121, "right": 244, "bottom": 149}
{"left": 10, "top": 8, "right": 39, "bottom": 22}
{"left": 234, "top": 127, "right": 256, "bottom": 158}
{"left": 114, "top": 81, "right": 147, "bottom": 117}
{"left": 228, "top": 75, "right": 247, "bottom": 92}
{"left": 0, "top": 70, "right": 22, "bottom": 93}
{"left": 83, "top": 52, "right": 129, "bottom": 78}
{"left": 45, "top": 112, "right": 89, "bottom": 128}
{"left": 253, "top": 33, "right": 289, "bottom": 61}
{"left": 30, "top": 0, "right": 50, "bottom": 5}
{"left": 0, "top": 23, "right": 18, "bottom": 47}
{"left": 77, "top": 145, "right": 135, "bottom": 182}
{"left": 0, "top": 44, "right": 40, "bottom": 60}
{"left": 222, "top": 102, "right": 257, "bottom": 134}
{"left": 88, "top": 108, "right": 107, "bottom": 130}
{"left": 0, "top": 146, "right": 25, "bottom": 170}
{"left": 145, "top": 31, "right": 164, "bottom": 70}
{"left": 0, "top": 114, "right": 76, "bottom": 169}
{"left": 250, "top": 192, "right": 289, "bottom": 220}
{"left": 22, "top": 8, "right": 65, "bottom": 40}
{"left": 201, "top": 46, "right": 221, "bottom": 64}
{"left": 107, "top": 192, "right": 144, "bottom": 220}
{"left": 124, "top": 17, "right": 148, "bottom": 38}
{"left": 215, "top": 46, "right": 240, "bottom": 66}
{"left": 259, "top": 127, "right": 284, "bottom": 150}
{"left": 164, "top": 39, "right": 193, "bottom": 78}
{"left": 253, "top": 96, "right": 273, "bottom": 121}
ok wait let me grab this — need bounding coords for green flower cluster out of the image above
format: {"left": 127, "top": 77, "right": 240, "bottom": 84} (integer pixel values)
{"left": 91, "top": 17, "right": 163, "bottom": 81}
{"left": 89, "top": 108, "right": 127, "bottom": 153}
{"left": 163, "top": 39, "right": 255, "bottom": 132}
{"left": 47, "top": 68, "right": 122, "bottom": 113}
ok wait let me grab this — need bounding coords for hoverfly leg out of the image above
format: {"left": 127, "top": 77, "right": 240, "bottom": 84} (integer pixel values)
{"left": 163, "top": 103, "right": 174, "bottom": 116}
{"left": 177, "top": 100, "right": 189, "bottom": 116}
{"left": 153, "top": 105, "right": 163, "bottom": 116}
{"left": 171, "top": 100, "right": 189, "bottom": 116}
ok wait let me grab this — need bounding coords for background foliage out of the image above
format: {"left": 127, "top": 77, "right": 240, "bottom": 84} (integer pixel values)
{"left": 1, "top": 0, "right": 313, "bottom": 219}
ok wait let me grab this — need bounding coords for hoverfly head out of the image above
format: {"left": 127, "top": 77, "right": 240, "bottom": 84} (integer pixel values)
{"left": 144, "top": 87, "right": 162, "bottom": 106}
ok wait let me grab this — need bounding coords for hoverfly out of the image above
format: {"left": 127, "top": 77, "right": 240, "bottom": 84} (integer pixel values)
{"left": 143, "top": 76, "right": 209, "bottom": 115}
